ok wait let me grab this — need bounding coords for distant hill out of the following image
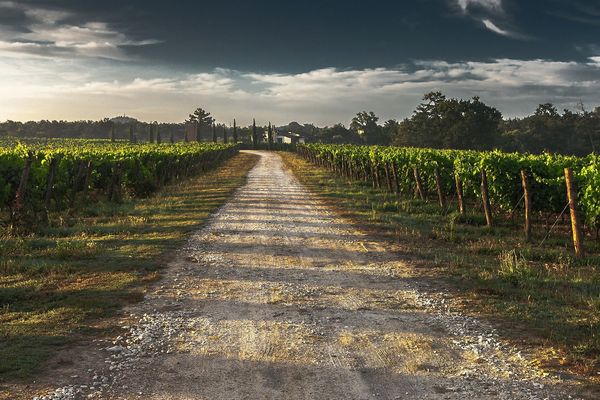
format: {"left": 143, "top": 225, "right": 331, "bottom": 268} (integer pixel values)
{"left": 110, "top": 116, "right": 138, "bottom": 124}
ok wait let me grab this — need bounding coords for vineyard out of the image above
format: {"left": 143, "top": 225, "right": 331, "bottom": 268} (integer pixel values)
{"left": 298, "top": 144, "right": 600, "bottom": 255}
{"left": 0, "top": 138, "right": 238, "bottom": 232}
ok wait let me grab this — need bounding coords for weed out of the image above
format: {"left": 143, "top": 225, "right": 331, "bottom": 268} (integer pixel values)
{"left": 497, "top": 250, "right": 537, "bottom": 286}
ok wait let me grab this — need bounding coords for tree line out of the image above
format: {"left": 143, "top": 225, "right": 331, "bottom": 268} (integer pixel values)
{"left": 1, "top": 93, "right": 599, "bottom": 155}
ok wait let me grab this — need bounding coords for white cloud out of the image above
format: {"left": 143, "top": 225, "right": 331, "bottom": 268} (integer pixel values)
{"left": 454, "top": 0, "right": 529, "bottom": 40}
{"left": 0, "top": 58, "right": 599, "bottom": 124}
{"left": 457, "top": 0, "right": 503, "bottom": 13}
{"left": 0, "top": 2, "right": 159, "bottom": 60}
{"left": 480, "top": 19, "right": 528, "bottom": 39}
{"left": 482, "top": 19, "right": 510, "bottom": 36}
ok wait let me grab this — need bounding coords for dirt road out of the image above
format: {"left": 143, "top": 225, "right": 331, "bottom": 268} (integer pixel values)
{"left": 37, "top": 151, "right": 582, "bottom": 399}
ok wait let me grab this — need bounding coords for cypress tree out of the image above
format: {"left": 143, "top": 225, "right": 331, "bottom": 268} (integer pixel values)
{"left": 212, "top": 124, "right": 217, "bottom": 143}
{"left": 268, "top": 122, "right": 273, "bottom": 150}
{"left": 156, "top": 125, "right": 162, "bottom": 144}
{"left": 129, "top": 124, "right": 134, "bottom": 143}
{"left": 148, "top": 125, "right": 155, "bottom": 143}
{"left": 252, "top": 119, "right": 257, "bottom": 148}
{"left": 233, "top": 119, "right": 238, "bottom": 143}
{"left": 223, "top": 126, "right": 228, "bottom": 144}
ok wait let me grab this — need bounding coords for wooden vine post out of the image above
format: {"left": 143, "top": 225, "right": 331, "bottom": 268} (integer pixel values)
{"left": 413, "top": 167, "right": 426, "bottom": 201}
{"left": 480, "top": 168, "right": 493, "bottom": 227}
{"left": 12, "top": 155, "right": 34, "bottom": 227}
{"left": 454, "top": 172, "right": 465, "bottom": 215}
{"left": 434, "top": 168, "right": 445, "bottom": 208}
{"left": 384, "top": 163, "right": 393, "bottom": 192}
{"left": 109, "top": 163, "right": 123, "bottom": 203}
{"left": 520, "top": 170, "right": 532, "bottom": 242}
{"left": 82, "top": 160, "right": 93, "bottom": 199}
{"left": 370, "top": 161, "right": 377, "bottom": 188}
{"left": 69, "top": 161, "right": 85, "bottom": 208}
{"left": 373, "top": 163, "right": 381, "bottom": 189}
{"left": 44, "top": 158, "right": 58, "bottom": 210}
{"left": 391, "top": 163, "right": 400, "bottom": 196}
{"left": 564, "top": 168, "right": 584, "bottom": 257}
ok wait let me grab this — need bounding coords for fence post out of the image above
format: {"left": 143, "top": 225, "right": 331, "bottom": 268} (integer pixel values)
{"left": 564, "top": 168, "right": 584, "bottom": 257}
{"left": 481, "top": 168, "right": 493, "bottom": 227}
{"left": 434, "top": 168, "right": 445, "bottom": 208}
{"left": 520, "top": 170, "right": 532, "bottom": 242}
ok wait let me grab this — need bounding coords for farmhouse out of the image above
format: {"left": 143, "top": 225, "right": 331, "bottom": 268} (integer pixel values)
{"left": 275, "top": 132, "right": 305, "bottom": 144}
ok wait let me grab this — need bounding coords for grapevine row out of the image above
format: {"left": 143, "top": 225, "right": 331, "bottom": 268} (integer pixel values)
{"left": 298, "top": 144, "right": 600, "bottom": 253}
{"left": 1, "top": 140, "right": 239, "bottom": 231}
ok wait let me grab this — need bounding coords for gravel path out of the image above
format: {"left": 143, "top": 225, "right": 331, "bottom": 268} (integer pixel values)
{"left": 36, "top": 151, "right": 582, "bottom": 400}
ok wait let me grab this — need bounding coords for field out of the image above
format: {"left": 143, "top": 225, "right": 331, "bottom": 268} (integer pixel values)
{"left": 1, "top": 139, "right": 599, "bottom": 398}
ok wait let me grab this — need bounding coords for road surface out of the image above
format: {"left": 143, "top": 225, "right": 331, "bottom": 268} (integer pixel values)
{"left": 38, "top": 151, "right": 580, "bottom": 400}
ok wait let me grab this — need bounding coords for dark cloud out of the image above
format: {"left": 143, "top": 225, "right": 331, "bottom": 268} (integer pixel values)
{"left": 0, "top": 0, "right": 599, "bottom": 122}
{"left": 0, "top": 0, "right": 598, "bottom": 69}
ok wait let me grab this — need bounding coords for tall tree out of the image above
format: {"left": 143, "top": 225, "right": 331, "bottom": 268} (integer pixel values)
{"left": 268, "top": 122, "right": 273, "bottom": 149}
{"left": 110, "top": 123, "right": 115, "bottom": 142}
{"left": 186, "top": 107, "right": 214, "bottom": 142}
{"left": 233, "top": 119, "right": 238, "bottom": 143}
{"left": 223, "top": 126, "right": 228, "bottom": 144}
{"left": 394, "top": 92, "right": 501, "bottom": 150}
{"left": 252, "top": 119, "right": 257, "bottom": 148}
{"left": 129, "top": 124, "right": 134, "bottom": 143}
{"left": 148, "top": 124, "right": 155, "bottom": 143}
{"left": 156, "top": 124, "right": 162, "bottom": 144}
{"left": 212, "top": 124, "right": 217, "bottom": 143}
{"left": 383, "top": 119, "right": 399, "bottom": 140}
{"left": 351, "top": 111, "right": 387, "bottom": 145}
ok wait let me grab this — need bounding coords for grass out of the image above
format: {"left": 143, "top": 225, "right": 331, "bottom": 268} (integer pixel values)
{"left": 279, "top": 152, "right": 600, "bottom": 381}
{"left": 0, "top": 152, "right": 259, "bottom": 381}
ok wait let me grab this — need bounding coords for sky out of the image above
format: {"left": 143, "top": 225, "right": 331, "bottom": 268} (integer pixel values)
{"left": 0, "top": 0, "right": 599, "bottom": 125}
